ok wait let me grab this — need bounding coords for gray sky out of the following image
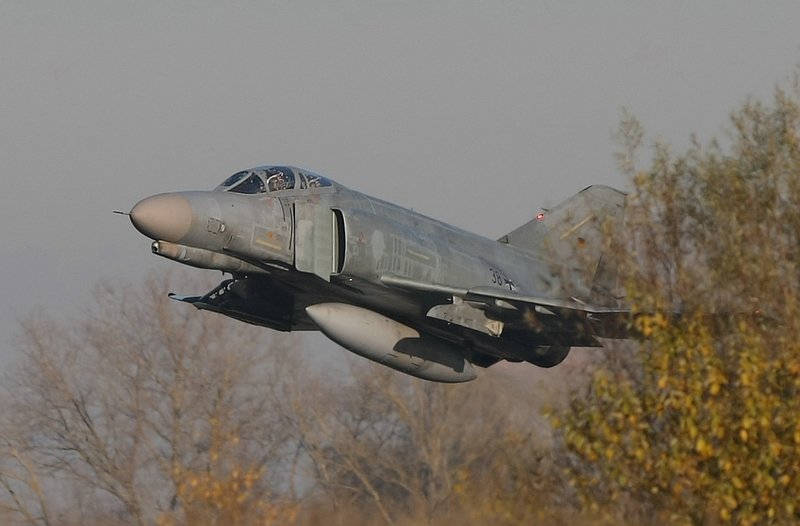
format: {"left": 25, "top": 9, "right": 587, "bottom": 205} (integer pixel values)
{"left": 2, "top": 1, "right": 799, "bottom": 363}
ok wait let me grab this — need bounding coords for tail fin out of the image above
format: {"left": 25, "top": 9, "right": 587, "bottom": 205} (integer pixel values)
{"left": 498, "top": 185, "right": 627, "bottom": 304}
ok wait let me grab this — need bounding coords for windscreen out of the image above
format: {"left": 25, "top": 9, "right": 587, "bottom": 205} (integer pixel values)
{"left": 229, "top": 173, "right": 266, "bottom": 194}
{"left": 220, "top": 171, "right": 249, "bottom": 188}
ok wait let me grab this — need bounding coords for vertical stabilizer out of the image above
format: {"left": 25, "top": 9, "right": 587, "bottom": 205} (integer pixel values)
{"left": 498, "top": 185, "right": 627, "bottom": 304}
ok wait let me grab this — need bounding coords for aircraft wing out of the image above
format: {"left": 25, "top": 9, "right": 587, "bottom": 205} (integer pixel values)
{"left": 380, "top": 274, "right": 630, "bottom": 341}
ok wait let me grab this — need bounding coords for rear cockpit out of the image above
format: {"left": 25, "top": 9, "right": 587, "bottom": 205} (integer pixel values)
{"left": 215, "top": 166, "right": 334, "bottom": 195}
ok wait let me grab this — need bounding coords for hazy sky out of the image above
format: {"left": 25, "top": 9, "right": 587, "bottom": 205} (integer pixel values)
{"left": 2, "top": 1, "right": 800, "bottom": 362}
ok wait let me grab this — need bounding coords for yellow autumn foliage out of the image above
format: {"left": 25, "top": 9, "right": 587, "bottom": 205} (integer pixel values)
{"left": 556, "top": 81, "right": 800, "bottom": 525}
{"left": 157, "top": 465, "right": 299, "bottom": 526}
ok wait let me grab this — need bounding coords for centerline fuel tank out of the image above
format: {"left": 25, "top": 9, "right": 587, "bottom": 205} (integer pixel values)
{"left": 305, "top": 303, "right": 476, "bottom": 383}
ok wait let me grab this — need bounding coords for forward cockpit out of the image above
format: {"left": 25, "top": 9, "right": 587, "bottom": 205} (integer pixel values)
{"left": 215, "top": 166, "right": 333, "bottom": 194}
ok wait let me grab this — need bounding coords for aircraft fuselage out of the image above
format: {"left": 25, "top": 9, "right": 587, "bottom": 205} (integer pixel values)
{"left": 130, "top": 166, "right": 627, "bottom": 382}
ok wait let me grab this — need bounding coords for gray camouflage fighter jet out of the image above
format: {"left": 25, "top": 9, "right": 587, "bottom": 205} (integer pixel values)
{"left": 128, "top": 166, "right": 629, "bottom": 383}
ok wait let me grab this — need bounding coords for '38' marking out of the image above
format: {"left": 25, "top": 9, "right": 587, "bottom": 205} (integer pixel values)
{"left": 489, "top": 267, "right": 519, "bottom": 292}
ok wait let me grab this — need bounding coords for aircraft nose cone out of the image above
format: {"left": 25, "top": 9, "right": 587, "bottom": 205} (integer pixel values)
{"left": 130, "top": 193, "right": 193, "bottom": 242}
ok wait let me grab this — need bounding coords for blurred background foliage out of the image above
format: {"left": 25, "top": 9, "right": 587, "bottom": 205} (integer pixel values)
{"left": 558, "top": 76, "right": 800, "bottom": 525}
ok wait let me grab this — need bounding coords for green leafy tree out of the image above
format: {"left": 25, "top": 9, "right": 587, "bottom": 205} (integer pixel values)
{"left": 555, "top": 80, "right": 800, "bottom": 525}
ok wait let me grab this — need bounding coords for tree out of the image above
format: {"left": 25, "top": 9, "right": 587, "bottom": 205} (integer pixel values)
{"left": 0, "top": 272, "right": 303, "bottom": 526}
{"left": 286, "top": 360, "right": 529, "bottom": 525}
{"left": 555, "top": 80, "right": 800, "bottom": 525}
{"left": 278, "top": 348, "right": 607, "bottom": 526}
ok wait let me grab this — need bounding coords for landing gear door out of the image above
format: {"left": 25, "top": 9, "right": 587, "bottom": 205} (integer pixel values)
{"left": 294, "top": 203, "right": 333, "bottom": 281}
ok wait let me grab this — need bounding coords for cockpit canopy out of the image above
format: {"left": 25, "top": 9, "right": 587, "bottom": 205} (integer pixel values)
{"left": 216, "top": 166, "right": 333, "bottom": 194}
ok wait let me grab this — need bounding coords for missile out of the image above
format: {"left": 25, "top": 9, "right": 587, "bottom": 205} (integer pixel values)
{"left": 152, "top": 240, "right": 265, "bottom": 274}
{"left": 305, "top": 303, "right": 477, "bottom": 383}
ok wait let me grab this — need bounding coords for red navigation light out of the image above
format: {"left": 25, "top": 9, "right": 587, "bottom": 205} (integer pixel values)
{"left": 536, "top": 212, "right": 545, "bottom": 221}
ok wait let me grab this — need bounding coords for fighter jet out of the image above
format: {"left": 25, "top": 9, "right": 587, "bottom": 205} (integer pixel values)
{"left": 128, "top": 166, "right": 629, "bottom": 383}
